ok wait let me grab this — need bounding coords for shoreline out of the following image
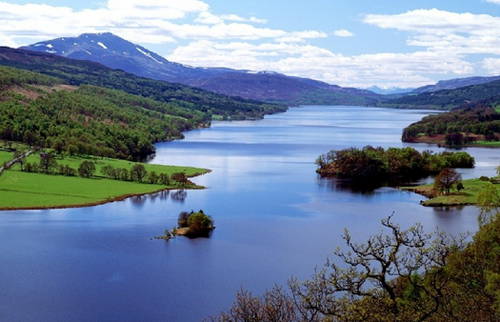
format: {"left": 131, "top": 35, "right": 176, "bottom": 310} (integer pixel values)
{"left": 400, "top": 178, "right": 490, "bottom": 207}
{"left": 0, "top": 185, "right": 206, "bottom": 211}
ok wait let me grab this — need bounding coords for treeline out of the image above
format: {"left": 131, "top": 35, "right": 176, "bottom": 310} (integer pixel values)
{"left": 20, "top": 152, "right": 188, "bottom": 186}
{"left": 0, "top": 47, "right": 287, "bottom": 120}
{"left": 316, "top": 146, "right": 474, "bottom": 177}
{"left": 0, "top": 66, "right": 206, "bottom": 160}
{"left": 402, "top": 106, "right": 500, "bottom": 146}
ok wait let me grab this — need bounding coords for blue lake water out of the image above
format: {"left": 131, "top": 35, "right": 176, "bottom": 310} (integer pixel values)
{"left": 0, "top": 106, "right": 496, "bottom": 321}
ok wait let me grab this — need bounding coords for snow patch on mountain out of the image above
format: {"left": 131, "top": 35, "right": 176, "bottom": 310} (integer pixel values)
{"left": 97, "top": 42, "right": 107, "bottom": 50}
{"left": 135, "top": 47, "right": 163, "bottom": 65}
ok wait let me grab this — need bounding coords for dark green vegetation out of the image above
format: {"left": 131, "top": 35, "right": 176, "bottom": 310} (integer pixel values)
{"left": 316, "top": 146, "right": 474, "bottom": 177}
{"left": 208, "top": 212, "right": 500, "bottom": 322}
{"left": 402, "top": 106, "right": 500, "bottom": 147}
{"left": 177, "top": 210, "right": 215, "bottom": 237}
{"left": 0, "top": 65, "right": 208, "bottom": 160}
{"left": 0, "top": 47, "right": 286, "bottom": 121}
{"left": 176, "top": 210, "right": 215, "bottom": 238}
{"left": 381, "top": 79, "right": 500, "bottom": 110}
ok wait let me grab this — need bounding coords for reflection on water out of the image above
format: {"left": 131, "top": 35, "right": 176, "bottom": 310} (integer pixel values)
{"left": 0, "top": 106, "right": 494, "bottom": 322}
{"left": 319, "top": 174, "right": 432, "bottom": 194}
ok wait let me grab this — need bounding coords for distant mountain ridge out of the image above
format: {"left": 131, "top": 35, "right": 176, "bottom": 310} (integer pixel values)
{"left": 21, "top": 32, "right": 383, "bottom": 106}
{"left": 413, "top": 75, "right": 500, "bottom": 93}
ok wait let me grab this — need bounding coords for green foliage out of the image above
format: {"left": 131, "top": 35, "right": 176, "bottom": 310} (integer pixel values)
{"left": 402, "top": 107, "right": 500, "bottom": 145}
{"left": 78, "top": 160, "right": 96, "bottom": 178}
{"left": 316, "top": 146, "right": 474, "bottom": 177}
{"left": 130, "top": 164, "right": 147, "bottom": 182}
{"left": 38, "top": 152, "right": 58, "bottom": 174}
{"left": 0, "top": 49, "right": 286, "bottom": 120}
{"left": 177, "top": 210, "right": 214, "bottom": 237}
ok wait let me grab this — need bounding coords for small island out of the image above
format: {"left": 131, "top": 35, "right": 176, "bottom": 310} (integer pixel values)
{"left": 156, "top": 210, "right": 215, "bottom": 240}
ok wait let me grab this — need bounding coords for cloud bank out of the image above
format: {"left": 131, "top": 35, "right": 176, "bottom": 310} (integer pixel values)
{"left": 1, "top": 1, "right": 500, "bottom": 88}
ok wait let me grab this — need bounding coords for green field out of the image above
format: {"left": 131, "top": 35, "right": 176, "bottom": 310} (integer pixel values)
{"left": 402, "top": 178, "right": 492, "bottom": 206}
{"left": 0, "top": 151, "right": 209, "bottom": 210}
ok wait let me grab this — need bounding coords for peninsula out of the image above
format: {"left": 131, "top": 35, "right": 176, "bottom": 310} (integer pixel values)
{"left": 0, "top": 148, "right": 209, "bottom": 210}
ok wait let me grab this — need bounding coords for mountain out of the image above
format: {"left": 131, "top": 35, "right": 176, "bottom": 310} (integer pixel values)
{"left": 366, "top": 86, "right": 413, "bottom": 95}
{"left": 380, "top": 78, "right": 500, "bottom": 110}
{"left": 0, "top": 46, "right": 286, "bottom": 120}
{"left": 413, "top": 75, "right": 500, "bottom": 93}
{"left": 21, "top": 32, "right": 383, "bottom": 106}
{"left": 21, "top": 32, "right": 228, "bottom": 82}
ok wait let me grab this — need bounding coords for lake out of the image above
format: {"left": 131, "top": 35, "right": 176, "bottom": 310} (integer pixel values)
{"left": 0, "top": 106, "right": 496, "bottom": 322}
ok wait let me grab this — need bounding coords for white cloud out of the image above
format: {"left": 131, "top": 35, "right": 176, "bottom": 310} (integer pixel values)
{"left": 166, "top": 40, "right": 472, "bottom": 88}
{"left": 333, "top": 29, "right": 354, "bottom": 37}
{"left": 363, "top": 9, "right": 500, "bottom": 55}
{"left": 485, "top": 0, "right": 500, "bottom": 4}
{"left": 1, "top": 2, "right": 499, "bottom": 88}
{"left": 0, "top": 0, "right": 322, "bottom": 45}
{"left": 483, "top": 58, "right": 500, "bottom": 74}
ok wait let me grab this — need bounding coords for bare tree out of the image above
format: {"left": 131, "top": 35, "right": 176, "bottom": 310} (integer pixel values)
{"left": 434, "top": 168, "right": 462, "bottom": 194}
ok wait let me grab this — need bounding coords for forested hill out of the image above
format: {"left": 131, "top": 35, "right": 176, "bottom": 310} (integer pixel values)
{"left": 0, "top": 65, "right": 208, "bottom": 160}
{"left": 379, "top": 79, "right": 500, "bottom": 110}
{"left": 0, "top": 47, "right": 286, "bottom": 120}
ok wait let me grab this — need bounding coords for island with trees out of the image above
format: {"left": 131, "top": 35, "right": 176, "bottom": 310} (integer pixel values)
{"left": 156, "top": 210, "right": 215, "bottom": 240}
{"left": 316, "top": 146, "right": 474, "bottom": 178}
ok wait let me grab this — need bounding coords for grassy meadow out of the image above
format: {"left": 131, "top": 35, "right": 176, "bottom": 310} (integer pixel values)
{"left": 0, "top": 150, "right": 209, "bottom": 210}
{"left": 401, "top": 178, "right": 492, "bottom": 206}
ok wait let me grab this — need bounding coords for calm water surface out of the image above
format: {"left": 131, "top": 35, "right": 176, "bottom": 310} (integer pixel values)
{"left": 0, "top": 106, "right": 496, "bottom": 322}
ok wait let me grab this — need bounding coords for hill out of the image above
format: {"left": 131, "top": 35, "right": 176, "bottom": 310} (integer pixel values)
{"left": 401, "top": 106, "right": 500, "bottom": 147}
{"left": 0, "top": 65, "right": 208, "bottom": 160}
{"left": 380, "top": 79, "right": 500, "bottom": 110}
{"left": 21, "top": 32, "right": 383, "bottom": 106}
{"left": 0, "top": 46, "right": 286, "bottom": 121}
{"left": 413, "top": 75, "right": 500, "bottom": 93}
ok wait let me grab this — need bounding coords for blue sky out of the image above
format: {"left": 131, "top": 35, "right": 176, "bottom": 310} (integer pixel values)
{"left": 2, "top": 0, "right": 500, "bottom": 89}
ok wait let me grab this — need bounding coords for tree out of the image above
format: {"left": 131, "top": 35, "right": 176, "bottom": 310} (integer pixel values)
{"left": 147, "top": 171, "right": 159, "bottom": 184}
{"left": 39, "top": 152, "right": 58, "bottom": 174}
{"left": 434, "top": 168, "right": 462, "bottom": 194}
{"left": 185, "top": 210, "right": 214, "bottom": 237}
{"left": 171, "top": 172, "right": 188, "bottom": 185}
{"left": 78, "top": 160, "right": 96, "bottom": 178}
{"left": 130, "top": 164, "right": 147, "bottom": 182}
{"left": 210, "top": 215, "right": 470, "bottom": 322}
{"left": 159, "top": 173, "right": 170, "bottom": 185}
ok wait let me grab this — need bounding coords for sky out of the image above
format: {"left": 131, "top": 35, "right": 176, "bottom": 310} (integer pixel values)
{"left": 2, "top": 0, "right": 500, "bottom": 89}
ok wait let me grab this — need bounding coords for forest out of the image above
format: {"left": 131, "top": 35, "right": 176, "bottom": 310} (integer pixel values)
{"left": 316, "top": 146, "right": 474, "bottom": 177}
{"left": 0, "top": 65, "right": 207, "bottom": 160}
